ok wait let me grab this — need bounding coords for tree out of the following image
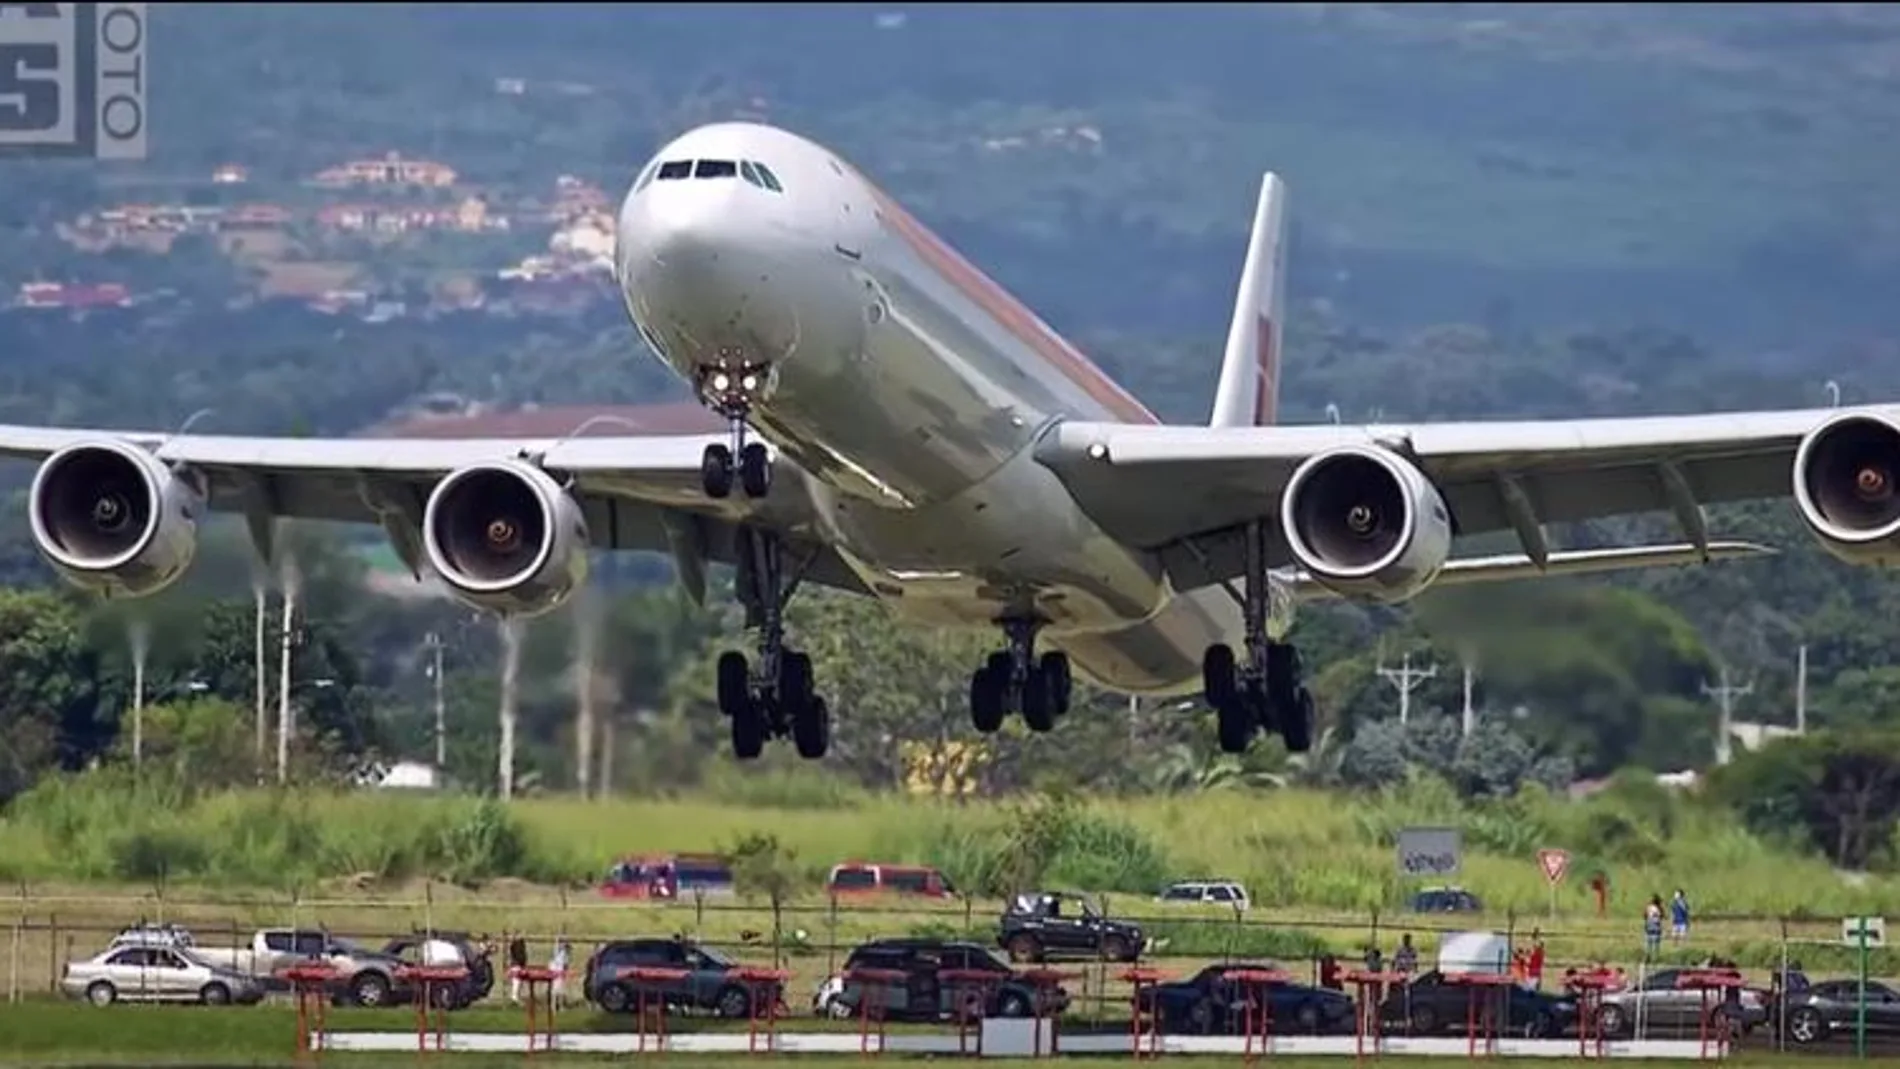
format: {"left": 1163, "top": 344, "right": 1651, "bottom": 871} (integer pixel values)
{"left": 1710, "top": 731, "right": 1900, "bottom": 870}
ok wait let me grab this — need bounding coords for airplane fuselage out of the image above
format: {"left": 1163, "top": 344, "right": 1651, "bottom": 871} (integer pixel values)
{"left": 615, "top": 123, "right": 1237, "bottom": 695}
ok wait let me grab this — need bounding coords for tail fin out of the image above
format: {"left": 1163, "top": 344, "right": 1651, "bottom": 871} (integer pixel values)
{"left": 1208, "top": 172, "right": 1289, "bottom": 428}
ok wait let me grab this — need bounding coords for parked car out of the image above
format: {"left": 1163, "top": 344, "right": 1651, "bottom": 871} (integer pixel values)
{"left": 1137, "top": 961, "right": 1352, "bottom": 1034}
{"left": 1408, "top": 887, "right": 1484, "bottom": 913}
{"left": 379, "top": 931, "right": 496, "bottom": 1009}
{"left": 999, "top": 891, "right": 1145, "bottom": 964}
{"left": 583, "top": 937, "right": 782, "bottom": 1018}
{"left": 192, "top": 928, "right": 408, "bottom": 1007}
{"left": 1594, "top": 967, "right": 1767, "bottom": 1038}
{"left": 826, "top": 862, "right": 957, "bottom": 899}
{"left": 62, "top": 945, "right": 267, "bottom": 1007}
{"left": 106, "top": 924, "right": 197, "bottom": 951}
{"left": 815, "top": 939, "right": 1071, "bottom": 1021}
{"left": 1155, "top": 880, "right": 1251, "bottom": 911}
{"left": 1381, "top": 970, "right": 1577, "bottom": 1037}
{"left": 1781, "top": 978, "right": 1900, "bottom": 1045}
{"left": 600, "top": 853, "right": 736, "bottom": 900}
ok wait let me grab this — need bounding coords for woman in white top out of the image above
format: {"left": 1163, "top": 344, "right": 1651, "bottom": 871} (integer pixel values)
{"left": 548, "top": 939, "right": 572, "bottom": 1007}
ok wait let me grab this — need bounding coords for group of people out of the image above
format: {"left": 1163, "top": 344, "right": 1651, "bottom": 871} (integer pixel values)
{"left": 1642, "top": 889, "right": 1692, "bottom": 957}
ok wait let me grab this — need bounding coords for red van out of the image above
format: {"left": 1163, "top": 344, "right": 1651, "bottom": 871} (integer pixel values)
{"left": 825, "top": 862, "right": 956, "bottom": 898}
{"left": 599, "top": 853, "right": 735, "bottom": 900}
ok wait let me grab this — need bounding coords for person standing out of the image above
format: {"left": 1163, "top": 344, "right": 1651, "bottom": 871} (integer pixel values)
{"left": 1643, "top": 896, "right": 1664, "bottom": 959}
{"left": 507, "top": 933, "right": 529, "bottom": 1004}
{"left": 1670, "top": 889, "right": 1691, "bottom": 942}
{"left": 1394, "top": 934, "right": 1418, "bottom": 975}
{"left": 549, "top": 937, "right": 573, "bottom": 1009}
{"left": 1527, "top": 931, "right": 1547, "bottom": 991}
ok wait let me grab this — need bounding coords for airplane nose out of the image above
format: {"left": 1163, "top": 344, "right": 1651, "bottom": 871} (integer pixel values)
{"left": 622, "top": 186, "right": 746, "bottom": 299}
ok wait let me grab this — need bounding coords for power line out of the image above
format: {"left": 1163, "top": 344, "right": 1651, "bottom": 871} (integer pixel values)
{"left": 1376, "top": 652, "right": 1438, "bottom": 726}
{"left": 1701, "top": 667, "right": 1754, "bottom": 767}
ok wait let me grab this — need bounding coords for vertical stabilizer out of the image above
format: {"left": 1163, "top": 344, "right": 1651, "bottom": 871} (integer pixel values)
{"left": 1208, "top": 172, "right": 1288, "bottom": 428}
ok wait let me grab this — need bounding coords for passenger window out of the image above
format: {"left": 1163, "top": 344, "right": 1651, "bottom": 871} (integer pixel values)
{"left": 739, "top": 161, "right": 763, "bottom": 188}
{"left": 694, "top": 159, "right": 738, "bottom": 179}
{"left": 656, "top": 160, "right": 692, "bottom": 180}
{"left": 755, "top": 163, "right": 784, "bottom": 193}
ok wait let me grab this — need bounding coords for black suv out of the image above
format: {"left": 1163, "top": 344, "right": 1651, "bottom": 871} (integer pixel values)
{"left": 998, "top": 891, "right": 1144, "bottom": 963}
{"left": 379, "top": 932, "right": 496, "bottom": 1009}
{"left": 583, "top": 937, "right": 782, "bottom": 1018}
{"left": 823, "top": 939, "right": 1071, "bottom": 1021}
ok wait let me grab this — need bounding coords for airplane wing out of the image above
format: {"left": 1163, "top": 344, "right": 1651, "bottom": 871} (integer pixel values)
{"left": 1034, "top": 406, "right": 1885, "bottom": 590}
{"left": 0, "top": 425, "right": 870, "bottom": 598}
{"left": 1286, "top": 541, "right": 1775, "bottom": 603}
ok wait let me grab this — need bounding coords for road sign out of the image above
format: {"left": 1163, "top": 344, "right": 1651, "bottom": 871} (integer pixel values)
{"left": 1538, "top": 849, "right": 1570, "bottom": 885}
{"left": 1396, "top": 827, "right": 1461, "bottom": 877}
{"left": 1843, "top": 916, "right": 1886, "bottom": 948}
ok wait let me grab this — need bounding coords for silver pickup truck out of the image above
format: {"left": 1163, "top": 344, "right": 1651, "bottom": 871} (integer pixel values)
{"left": 193, "top": 927, "right": 407, "bottom": 1006}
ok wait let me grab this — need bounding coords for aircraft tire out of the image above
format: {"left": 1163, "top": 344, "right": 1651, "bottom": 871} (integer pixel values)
{"left": 1216, "top": 699, "right": 1252, "bottom": 754}
{"left": 701, "top": 443, "right": 735, "bottom": 499}
{"left": 1021, "top": 668, "right": 1057, "bottom": 733}
{"left": 1281, "top": 688, "right": 1315, "bottom": 754}
{"left": 792, "top": 697, "right": 830, "bottom": 759}
{"left": 730, "top": 700, "right": 766, "bottom": 761}
{"left": 1202, "top": 644, "right": 1238, "bottom": 708}
{"left": 969, "top": 667, "right": 1006, "bottom": 733}
{"left": 739, "top": 442, "right": 771, "bottom": 498}
{"left": 1040, "top": 651, "right": 1073, "bottom": 714}
{"left": 716, "top": 651, "right": 750, "bottom": 717}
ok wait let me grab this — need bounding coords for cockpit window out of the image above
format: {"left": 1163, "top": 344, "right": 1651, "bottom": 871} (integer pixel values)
{"left": 633, "top": 159, "right": 662, "bottom": 193}
{"left": 738, "top": 161, "right": 764, "bottom": 188}
{"left": 754, "top": 163, "right": 784, "bottom": 193}
{"left": 656, "top": 160, "right": 692, "bottom": 180}
{"left": 694, "top": 159, "right": 738, "bottom": 179}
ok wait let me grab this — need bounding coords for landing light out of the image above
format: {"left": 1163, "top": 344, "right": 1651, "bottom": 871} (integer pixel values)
{"left": 711, "top": 373, "right": 731, "bottom": 392}
{"left": 741, "top": 374, "right": 759, "bottom": 392}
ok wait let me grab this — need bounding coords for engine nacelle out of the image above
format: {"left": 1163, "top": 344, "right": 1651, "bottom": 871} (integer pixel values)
{"left": 421, "top": 459, "right": 590, "bottom": 617}
{"left": 27, "top": 440, "right": 201, "bottom": 598}
{"left": 1793, "top": 411, "right": 1900, "bottom": 567}
{"left": 1280, "top": 445, "right": 1453, "bottom": 603}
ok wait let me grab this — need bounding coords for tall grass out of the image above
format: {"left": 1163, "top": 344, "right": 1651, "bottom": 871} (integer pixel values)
{"left": 0, "top": 765, "right": 1888, "bottom": 917}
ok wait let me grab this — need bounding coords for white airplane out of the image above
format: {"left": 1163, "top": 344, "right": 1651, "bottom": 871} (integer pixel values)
{"left": 14, "top": 120, "right": 1900, "bottom": 764}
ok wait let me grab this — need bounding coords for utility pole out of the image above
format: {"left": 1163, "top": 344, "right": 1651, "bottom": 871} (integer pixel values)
{"left": 1795, "top": 644, "right": 1809, "bottom": 735}
{"left": 1702, "top": 667, "right": 1754, "bottom": 767}
{"left": 1376, "top": 652, "right": 1438, "bottom": 726}
{"left": 1460, "top": 659, "right": 1477, "bottom": 738}
{"left": 425, "top": 631, "right": 446, "bottom": 771}
{"left": 276, "top": 586, "right": 297, "bottom": 785}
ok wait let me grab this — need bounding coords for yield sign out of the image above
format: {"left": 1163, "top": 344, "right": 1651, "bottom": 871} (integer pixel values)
{"left": 1538, "top": 849, "right": 1570, "bottom": 885}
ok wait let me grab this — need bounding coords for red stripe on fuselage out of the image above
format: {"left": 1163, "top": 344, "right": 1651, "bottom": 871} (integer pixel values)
{"left": 866, "top": 186, "right": 1159, "bottom": 426}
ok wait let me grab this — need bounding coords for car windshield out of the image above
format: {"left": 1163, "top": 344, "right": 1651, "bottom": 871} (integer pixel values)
{"left": 693, "top": 944, "right": 735, "bottom": 968}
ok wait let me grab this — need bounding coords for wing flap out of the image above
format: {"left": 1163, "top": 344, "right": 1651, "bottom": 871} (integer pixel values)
{"left": 1289, "top": 540, "right": 1775, "bottom": 602}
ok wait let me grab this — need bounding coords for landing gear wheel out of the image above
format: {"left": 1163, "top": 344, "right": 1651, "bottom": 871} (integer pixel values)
{"left": 738, "top": 441, "right": 771, "bottom": 499}
{"left": 1281, "top": 687, "right": 1315, "bottom": 753}
{"left": 792, "top": 697, "right": 830, "bottom": 760}
{"left": 1266, "top": 642, "right": 1303, "bottom": 708}
{"left": 701, "top": 443, "right": 734, "bottom": 500}
{"left": 1039, "top": 651, "right": 1073, "bottom": 715}
{"left": 730, "top": 699, "right": 766, "bottom": 761}
{"left": 779, "top": 651, "right": 815, "bottom": 708}
{"left": 1202, "top": 644, "right": 1237, "bottom": 708}
{"left": 1216, "top": 698, "right": 1253, "bottom": 754}
{"left": 716, "top": 651, "right": 750, "bottom": 717}
{"left": 969, "top": 665, "right": 1006, "bottom": 734}
{"left": 1020, "top": 667, "right": 1056, "bottom": 733}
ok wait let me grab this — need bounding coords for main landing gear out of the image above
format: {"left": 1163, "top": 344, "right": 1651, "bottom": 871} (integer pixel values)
{"left": 968, "top": 617, "right": 1073, "bottom": 734}
{"left": 1200, "top": 521, "right": 1316, "bottom": 756}
{"left": 719, "top": 527, "right": 831, "bottom": 761}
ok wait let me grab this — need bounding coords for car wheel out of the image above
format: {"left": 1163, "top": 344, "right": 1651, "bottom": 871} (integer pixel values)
{"left": 1597, "top": 1005, "right": 1627, "bottom": 1038}
{"left": 200, "top": 982, "right": 231, "bottom": 1006}
{"left": 1411, "top": 1005, "right": 1439, "bottom": 1034}
{"left": 1101, "top": 935, "right": 1131, "bottom": 962}
{"left": 351, "top": 971, "right": 391, "bottom": 1007}
{"left": 1188, "top": 998, "right": 1218, "bottom": 1034}
{"left": 1006, "top": 935, "right": 1042, "bottom": 964}
{"left": 1296, "top": 1001, "right": 1322, "bottom": 1034}
{"left": 716, "top": 985, "right": 751, "bottom": 1018}
{"left": 1523, "top": 1012, "right": 1555, "bottom": 1039}
{"left": 1789, "top": 1006, "right": 1827, "bottom": 1044}
{"left": 998, "top": 990, "right": 1032, "bottom": 1018}
{"left": 597, "top": 982, "right": 632, "bottom": 1014}
{"left": 826, "top": 995, "right": 855, "bottom": 1019}
{"left": 86, "top": 981, "right": 116, "bottom": 1007}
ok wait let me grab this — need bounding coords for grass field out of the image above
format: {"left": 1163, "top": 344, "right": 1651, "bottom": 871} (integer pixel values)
{"left": 0, "top": 1001, "right": 1896, "bottom": 1068}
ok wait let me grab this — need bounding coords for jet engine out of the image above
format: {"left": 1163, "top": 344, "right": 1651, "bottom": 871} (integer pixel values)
{"left": 27, "top": 440, "right": 201, "bottom": 598}
{"left": 421, "top": 459, "right": 590, "bottom": 617}
{"left": 1280, "top": 445, "right": 1452, "bottom": 602}
{"left": 1793, "top": 411, "right": 1900, "bottom": 566}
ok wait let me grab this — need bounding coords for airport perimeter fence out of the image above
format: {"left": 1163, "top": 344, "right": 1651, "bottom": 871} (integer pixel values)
{"left": 1, "top": 885, "right": 1893, "bottom": 1053}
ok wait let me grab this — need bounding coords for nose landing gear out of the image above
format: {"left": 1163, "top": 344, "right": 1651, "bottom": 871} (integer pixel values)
{"left": 696, "top": 362, "right": 775, "bottom": 501}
